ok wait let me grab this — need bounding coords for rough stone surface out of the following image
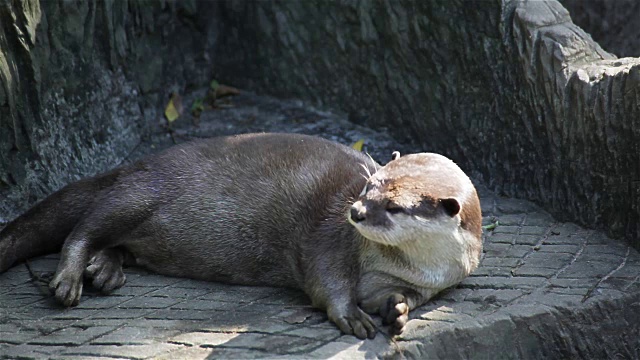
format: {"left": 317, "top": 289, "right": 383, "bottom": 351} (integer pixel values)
{"left": 2, "top": 0, "right": 640, "bottom": 358}
{"left": 0, "top": 0, "right": 220, "bottom": 221}
{"left": 561, "top": 0, "right": 640, "bottom": 58}
{"left": 213, "top": 0, "right": 640, "bottom": 247}
{"left": 2, "top": 0, "right": 640, "bottom": 246}
{"left": 1, "top": 93, "right": 639, "bottom": 359}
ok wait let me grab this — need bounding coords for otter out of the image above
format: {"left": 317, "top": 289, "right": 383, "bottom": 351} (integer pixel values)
{"left": 0, "top": 133, "right": 482, "bottom": 339}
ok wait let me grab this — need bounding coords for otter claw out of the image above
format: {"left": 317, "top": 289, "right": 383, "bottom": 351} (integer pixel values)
{"left": 329, "top": 305, "right": 377, "bottom": 339}
{"left": 49, "top": 272, "right": 83, "bottom": 307}
{"left": 85, "top": 254, "right": 126, "bottom": 293}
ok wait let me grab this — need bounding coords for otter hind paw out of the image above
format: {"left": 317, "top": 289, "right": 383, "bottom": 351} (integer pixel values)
{"left": 381, "top": 293, "right": 409, "bottom": 335}
{"left": 84, "top": 251, "right": 126, "bottom": 293}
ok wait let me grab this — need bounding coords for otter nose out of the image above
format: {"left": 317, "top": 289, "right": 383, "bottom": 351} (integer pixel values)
{"left": 350, "top": 201, "right": 366, "bottom": 223}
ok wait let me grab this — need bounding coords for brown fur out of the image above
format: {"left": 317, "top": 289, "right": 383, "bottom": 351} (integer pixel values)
{"left": 0, "top": 133, "right": 482, "bottom": 339}
{"left": 350, "top": 152, "right": 483, "bottom": 333}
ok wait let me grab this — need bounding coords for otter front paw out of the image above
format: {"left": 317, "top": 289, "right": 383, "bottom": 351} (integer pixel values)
{"left": 328, "top": 304, "right": 377, "bottom": 339}
{"left": 381, "top": 293, "right": 409, "bottom": 335}
{"left": 49, "top": 270, "right": 83, "bottom": 307}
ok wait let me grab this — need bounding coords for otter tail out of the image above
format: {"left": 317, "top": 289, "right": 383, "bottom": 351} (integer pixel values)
{"left": 0, "top": 170, "right": 118, "bottom": 273}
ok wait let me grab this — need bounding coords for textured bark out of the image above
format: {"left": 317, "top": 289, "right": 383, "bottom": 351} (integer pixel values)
{"left": 0, "top": 0, "right": 220, "bottom": 220}
{"left": 213, "top": 0, "right": 640, "bottom": 247}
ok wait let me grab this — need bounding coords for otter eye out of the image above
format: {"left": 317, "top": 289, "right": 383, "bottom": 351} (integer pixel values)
{"left": 386, "top": 203, "right": 405, "bottom": 215}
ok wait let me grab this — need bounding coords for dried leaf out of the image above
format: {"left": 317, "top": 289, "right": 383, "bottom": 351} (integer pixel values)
{"left": 208, "top": 79, "right": 240, "bottom": 104}
{"left": 215, "top": 84, "right": 240, "bottom": 98}
{"left": 164, "top": 93, "right": 183, "bottom": 123}
{"left": 352, "top": 139, "right": 365, "bottom": 151}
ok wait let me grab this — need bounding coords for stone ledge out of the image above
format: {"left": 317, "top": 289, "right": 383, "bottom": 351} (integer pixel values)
{"left": 1, "top": 93, "right": 638, "bottom": 359}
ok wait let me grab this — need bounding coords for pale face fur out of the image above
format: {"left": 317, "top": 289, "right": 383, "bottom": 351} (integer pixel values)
{"left": 348, "top": 153, "right": 482, "bottom": 291}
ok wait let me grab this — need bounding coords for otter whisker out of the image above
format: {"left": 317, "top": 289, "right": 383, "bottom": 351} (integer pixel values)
{"left": 359, "top": 163, "right": 372, "bottom": 179}
{"left": 365, "top": 152, "right": 379, "bottom": 171}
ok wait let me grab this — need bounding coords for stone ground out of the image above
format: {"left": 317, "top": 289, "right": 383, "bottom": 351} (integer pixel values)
{"left": 1, "top": 92, "right": 640, "bottom": 359}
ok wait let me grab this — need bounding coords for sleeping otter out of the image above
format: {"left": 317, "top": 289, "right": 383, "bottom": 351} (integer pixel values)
{"left": 0, "top": 133, "right": 482, "bottom": 338}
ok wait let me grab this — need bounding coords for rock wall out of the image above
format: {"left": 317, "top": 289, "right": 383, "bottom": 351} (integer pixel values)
{"left": 402, "top": 294, "right": 640, "bottom": 359}
{"left": 0, "top": 0, "right": 220, "bottom": 220}
{"left": 213, "top": 0, "right": 640, "bottom": 247}
{"left": 2, "top": 0, "right": 640, "bottom": 248}
{"left": 561, "top": 0, "right": 640, "bottom": 58}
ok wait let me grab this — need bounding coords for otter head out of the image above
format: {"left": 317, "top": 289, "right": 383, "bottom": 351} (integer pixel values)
{"left": 348, "top": 152, "right": 481, "bottom": 248}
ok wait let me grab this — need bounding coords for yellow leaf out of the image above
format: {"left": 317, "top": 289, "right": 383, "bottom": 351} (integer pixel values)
{"left": 164, "top": 93, "right": 183, "bottom": 123}
{"left": 352, "top": 139, "right": 365, "bottom": 151}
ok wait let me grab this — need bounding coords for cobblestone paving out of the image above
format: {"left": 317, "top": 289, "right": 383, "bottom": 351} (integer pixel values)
{"left": 1, "top": 93, "right": 639, "bottom": 359}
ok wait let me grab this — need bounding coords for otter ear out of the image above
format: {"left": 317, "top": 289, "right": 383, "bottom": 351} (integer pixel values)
{"left": 440, "top": 198, "right": 460, "bottom": 217}
{"left": 391, "top": 151, "right": 401, "bottom": 161}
